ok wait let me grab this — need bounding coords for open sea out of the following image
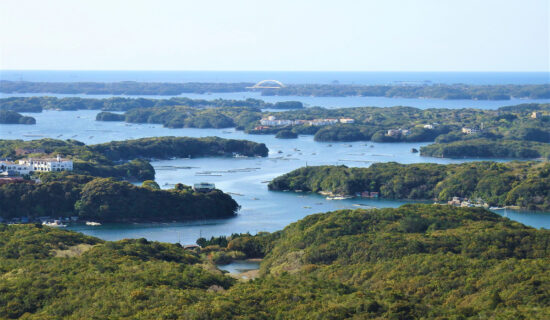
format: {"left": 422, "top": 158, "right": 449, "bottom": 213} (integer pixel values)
{"left": 1, "top": 70, "right": 549, "bottom": 85}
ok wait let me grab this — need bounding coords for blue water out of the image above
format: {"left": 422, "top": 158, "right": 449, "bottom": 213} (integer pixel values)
{"left": 1, "top": 70, "right": 549, "bottom": 85}
{"left": 218, "top": 260, "right": 261, "bottom": 274}
{"left": 1, "top": 92, "right": 548, "bottom": 110}
{"left": 2, "top": 109, "right": 548, "bottom": 245}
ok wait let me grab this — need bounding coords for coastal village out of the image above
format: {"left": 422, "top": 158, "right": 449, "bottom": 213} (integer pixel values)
{"left": 254, "top": 115, "right": 355, "bottom": 131}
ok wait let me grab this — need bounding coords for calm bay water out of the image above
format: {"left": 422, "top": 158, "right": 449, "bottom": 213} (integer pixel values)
{"left": 1, "top": 109, "right": 548, "bottom": 244}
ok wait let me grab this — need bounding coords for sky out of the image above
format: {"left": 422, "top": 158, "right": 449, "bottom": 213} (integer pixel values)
{"left": 0, "top": 0, "right": 548, "bottom": 71}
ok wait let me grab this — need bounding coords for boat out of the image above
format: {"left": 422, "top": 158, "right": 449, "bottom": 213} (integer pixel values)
{"left": 42, "top": 220, "right": 67, "bottom": 227}
{"left": 489, "top": 207, "right": 504, "bottom": 210}
{"left": 326, "top": 196, "right": 349, "bottom": 200}
{"left": 233, "top": 153, "right": 248, "bottom": 158}
{"left": 86, "top": 221, "right": 102, "bottom": 226}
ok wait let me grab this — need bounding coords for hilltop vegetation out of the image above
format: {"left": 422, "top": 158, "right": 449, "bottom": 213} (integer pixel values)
{"left": 1, "top": 205, "right": 548, "bottom": 319}
{"left": 0, "top": 110, "right": 35, "bottom": 124}
{"left": 2, "top": 80, "right": 548, "bottom": 99}
{"left": 0, "top": 174, "right": 239, "bottom": 222}
{"left": 0, "top": 224, "right": 234, "bottom": 319}
{"left": 269, "top": 161, "right": 550, "bottom": 210}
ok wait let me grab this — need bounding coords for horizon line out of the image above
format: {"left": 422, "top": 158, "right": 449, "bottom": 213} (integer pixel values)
{"left": 1, "top": 69, "right": 549, "bottom": 73}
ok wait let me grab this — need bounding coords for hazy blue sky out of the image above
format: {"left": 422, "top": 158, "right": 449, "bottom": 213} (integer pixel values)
{"left": 1, "top": 0, "right": 548, "bottom": 71}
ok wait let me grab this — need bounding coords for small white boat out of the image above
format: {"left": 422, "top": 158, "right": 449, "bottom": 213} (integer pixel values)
{"left": 326, "top": 196, "right": 348, "bottom": 200}
{"left": 86, "top": 221, "right": 102, "bottom": 226}
{"left": 43, "top": 220, "right": 67, "bottom": 227}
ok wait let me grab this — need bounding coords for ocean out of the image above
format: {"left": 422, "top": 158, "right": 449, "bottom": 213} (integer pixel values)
{"left": 1, "top": 70, "right": 549, "bottom": 85}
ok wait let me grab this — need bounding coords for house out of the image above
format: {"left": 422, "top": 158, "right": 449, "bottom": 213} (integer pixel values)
{"left": 193, "top": 182, "right": 215, "bottom": 192}
{"left": 360, "top": 191, "right": 379, "bottom": 198}
{"left": 254, "top": 126, "right": 271, "bottom": 131}
{"left": 309, "top": 119, "right": 339, "bottom": 126}
{"left": 0, "top": 155, "right": 73, "bottom": 175}
{"left": 18, "top": 155, "right": 73, "bottom": 172}
{"left": 531, "top": 112, "right": 542, "bottom": 119}
{"left": 0, "top": 161, "right": 32, "bottom": 175}
{"left": 461, "top": 127, "right": 480, "bottom": 135}
{"left": 387, "top": 129, "right": 400, "bottom": 137}
{"left": 259, "top": 117, "right": 293, "bottom": 126}
{"left": 339, "top": 118, "right": 355, "bottom": 124}
{"left": 387, "top": 129, "right": 409, "bottom": 137}
{"left": 447, "top": 196, "right": 462, "bottom": 206}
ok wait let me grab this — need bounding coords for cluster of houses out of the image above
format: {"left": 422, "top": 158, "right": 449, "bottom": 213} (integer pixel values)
{"left": 447, "top": 196, "right": 488, "bottom": 208}
{"left": 256, "top": 116, "right": 354, "bottom": 130}
{"left": 0, "top": 155, "right": 73, "bottom": 177}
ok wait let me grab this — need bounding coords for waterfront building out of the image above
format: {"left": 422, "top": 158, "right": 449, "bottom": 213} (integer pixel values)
{"left": 193, "top": 182, "right": 215, "bottom": 192}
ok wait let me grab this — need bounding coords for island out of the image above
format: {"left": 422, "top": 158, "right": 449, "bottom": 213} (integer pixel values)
{"left": 0, "top": 136, "right": 268, "bottom": 180}
{"left": 1, "top": 204, "right": 548, "bottom": 318}
{"left": 2, "top": 96, "right": 549, "bottom": 159}
{"left": 275, "top": 130, "right": 298, "bottom": 139}
{"left": 1, "top": 80, "right": 549, "bottom": 99}
{"left": 0, "top": 96, "right": 303, "bottom": 113}
{"left": 0, "top": 175, "right": 239, "bottom": 223}
{"left": 420, "top": 138, "right": 550, "bottom": 159}
{"left": 0, "top": 110, "right": 36, "bottom": 124}
{"left": 268, "top": 161, "right": 550, "bottom": 210}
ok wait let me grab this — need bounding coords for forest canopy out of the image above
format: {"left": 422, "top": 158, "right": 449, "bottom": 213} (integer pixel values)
{"left": 0, "top": 204, "right": 548, "bottom": 319}
{"left": 268, "top": 161, "right": 550, "bottom": 210}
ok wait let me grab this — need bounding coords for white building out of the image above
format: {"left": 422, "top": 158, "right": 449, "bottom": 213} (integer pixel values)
{"left": 339, "top": 118, "right": 355, "bottom": 124}
{"left": 309, "top": 118, "right": 339, "bottom": 126}
{"left": 462, "top": 127, "right": 480, "bottom": 135}
{"left": 0, "top": 155, "right": 73, "bottom": 176}
{"left": 0, "top": 161, "right": 32, "bottom": 175}
{"left": 387, "top": 129, "right": 410, "bottom": 137}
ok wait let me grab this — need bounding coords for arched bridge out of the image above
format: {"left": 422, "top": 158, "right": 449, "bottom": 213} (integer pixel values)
{"left": 247, "top": 80, "right": 286, "bottom": 89}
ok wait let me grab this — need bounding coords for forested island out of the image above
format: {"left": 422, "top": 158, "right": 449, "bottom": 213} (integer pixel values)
{"left": 0, "top": 110, "right": 35, "bottom": 124}
{"left": 0, "top": 96, "right": 303, "bottom": 112}
{"left": 2, "top": 80, "right": 549, "bottom": 99}
{"left": 0, "top": 174, "right": 239, "bottom": 222}
{"left": 2, "top": 96, "right": 549, "bottom": 159}
{"left": 420, "top": 139, "right": 550, "bottom": 159}
{"left": 0, "top": 137, "right": 268, "bottom": 180}
{"left": 268, "top": 161, "right": 550, "bottom": 210}
{"left": 1, "top": 204, "right": 548, "bottom": 318}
